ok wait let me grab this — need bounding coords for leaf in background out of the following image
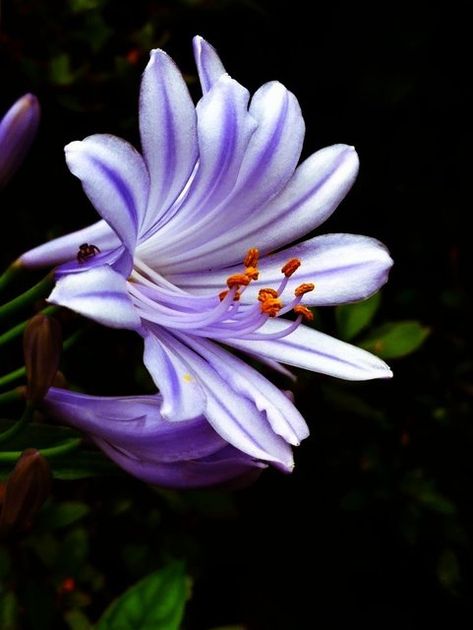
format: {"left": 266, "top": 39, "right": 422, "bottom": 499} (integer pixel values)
{"left": 38, "top": 501, "right": 90, "bottom": 530}
{"left": 359, "top": 320, "right": 430, "bottom": 359}
{"left": 49, "top": 54, "right": 76, "bottom": 86}
{"left": 0, "top": 591, "right": 19, "bottom": 630}
{"left": 96, "top": 562, "right": 188, "bottom": 630}
{"left": 335, "top": 292, "right": 381, "bottom": 341}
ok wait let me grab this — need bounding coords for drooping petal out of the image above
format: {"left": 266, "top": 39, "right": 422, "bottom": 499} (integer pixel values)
{"left": 54, "top": 244, "right": 132, "bottom": 279}
{"left": 152, "top": 328, "right": 294, "bottom": 471}
{"left": 154, "top": 81, "right": 305, "bottom": 273}
{"left": 44, "top": 389, "right": 225, "bottom": 462}
{"left": 48, "top": 266, "right": 141, "bottom": 330}
{"left": 138, "top": 75, "right": 257, "bottom": 261}
{"left": 176, "top": 334, "right": 309, "bottom": 445}
{"left": 193, "top": 35, "right": 227, "bottom": 93}
{"left": 94, "top": 438, "right": 266, "bottom": 488}
{"left": 169, "top": 233, "right": 393, "bottom": 306}
{"left": 0, "top": 93, "right": 40, "bottom": 187}
{"left": 226, "top": 319, "right": 393, "bottom": 381}
{"left": 163, "top": 144, "right": 359, "bottom": 269}
{"left": 20, "top": 220, "right": 120, "bottom": 269}
{"left": 65, "top": 134, "right": 149, "bottom": 253}
{"left": 142, "top": 332, "right": 207, "bottom": 422}
{"left": 139, "top": 49, "right": 198, "bottom": 233}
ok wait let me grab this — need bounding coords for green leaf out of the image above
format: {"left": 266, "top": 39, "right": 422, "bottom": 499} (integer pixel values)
{"left": 335, "top": 292, "right": 381, "bottom": 340}
{"left": 38, "top": 501, "right": 90, "bottom": 530}
{"left": 49, "top": 54, "right": 75, "bottom": 86}
{"left": 359, "top": 320, "right": 430, "bottom": 359}
{"left": 96, "top": 562, "right": 188, "bottom": 630}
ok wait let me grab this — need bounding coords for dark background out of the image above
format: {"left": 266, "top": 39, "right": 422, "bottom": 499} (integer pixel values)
{"left": 1, "top": 1, "right": 472, "bottom": 628}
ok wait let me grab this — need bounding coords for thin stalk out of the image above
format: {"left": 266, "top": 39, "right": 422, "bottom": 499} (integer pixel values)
{"left": 0, "top": 438, "right": 82, "bottom": 463}
{"left": 0, "top": 404, "right": 34, "bottom": 445}
{"left": 0, "top": 272, "right": 53, "bottom": 322}
{"left": 0, "top": 261, "right": 23, "bottom": 294}
{"left": 0, "top": 387, "right": 24, "bottom": 405}
{"left": 0, "top": 305, "right": 58, "bottom": 347}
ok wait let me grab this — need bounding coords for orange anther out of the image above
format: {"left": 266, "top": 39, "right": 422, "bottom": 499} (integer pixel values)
{"left": 294, "top": 305, "right": 314, "bottom": 321}
{"left": 244, "top": 248, "right": 259, "bottom": 268}
{"left": 245, "top": 266, "right": 259, "bottom": 280}
{"left": 258, "top": 288, "right": 279, "bottom": 302}
{"left": 260, "top": 297, "right": 282, "bottom": 317}
{"left": 294, "top": 282, "right": 315, "bottom": 297}
{"left": 281, "top": 258, "right": 301, "bottom": 277}
{"left": 219, "top": 289, "right": 240, "bottom": 301}
{"left": 226, "top": 273, "right": 251, "bottom": 288}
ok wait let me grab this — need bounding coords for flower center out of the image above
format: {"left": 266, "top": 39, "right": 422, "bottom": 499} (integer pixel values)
{"left": 128, "top": 248, "right": 315, "bottom": 342}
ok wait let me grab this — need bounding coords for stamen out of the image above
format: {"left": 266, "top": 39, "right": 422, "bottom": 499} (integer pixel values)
{"left": 281, "top": 258, "right": 301, "bottom": 278}
{"left": 294, "top": 305, "right": 314, "bottom": 321}
{"left": 226, "top": 273, "right": 251, "bottom": 288}
{"left": 258, "top": 288, "right": 279, "bottom": 301}
{"left": 294, "top": 282, "right": 315, "bottom": 297}
{"left": 245, "top": 266, "right": 259, "bottom": 280}
{"left": 219, "top": 289, "right": 241, "bottom": 302}
{"left": 243, "top": 247, "right": 259, "bottom": 268}
{"left": 260, "top": 297, "right": 283, "bottom": 317}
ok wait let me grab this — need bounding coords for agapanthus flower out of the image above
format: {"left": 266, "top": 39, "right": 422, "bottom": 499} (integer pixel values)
{"left": 21, "top": 37, "right": 393, "bottom": 475}
{"left": 0, "top": 94, "right": 40, "bottom": 187}
{"left": 44, "top": 388, "right": 265, "bottom": 488}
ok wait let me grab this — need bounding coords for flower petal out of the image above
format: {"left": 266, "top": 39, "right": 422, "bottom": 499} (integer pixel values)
{"left": 193, "top": 35, "right": 227, "bottom": 93}
{"left": 94, "top": 437, "right": 266, "bottom": 488}
{"left": 20, "top": 220, "right": 120, "bottom": 269}
{"left": 164, "top": 144, "right": 358, "bottom": 269}
{"left": 44, "top": 389, "right": 225, "bottom": 462}
{"left": 142, "top": 332, "right": 207, "bottom": 422}
{"left": 48, "top": 266, "right": 141, "bottom": 330}
{"left": 176, "top": 334, "right": 309, "bottom": 445}
{"left": 138, "top": 75, "right": 257, "bottom": 261}
{"left": 139, "top": 49, "right": 198, "bottom": 233}
{"left": 155, "top": 81, "right": 305, "bottom": 273}
{"left": 170, "top": 233, "right": 393, "bottom": 306}
{"left": 65, "top": 134, "right": 149, "bottom": 252}
{"left": 152, "top": 328, "right": 294, "bottom": 471}
{"left": 226, "top": 319, "right": 393, "bottom": 381}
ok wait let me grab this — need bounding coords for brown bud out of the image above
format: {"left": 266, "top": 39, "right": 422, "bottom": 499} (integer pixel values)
{"left": 0, "top": 449, "right": 51, "bottom": 537}
{"left": 23, "top": 314, "right": 62, "bottom": 404}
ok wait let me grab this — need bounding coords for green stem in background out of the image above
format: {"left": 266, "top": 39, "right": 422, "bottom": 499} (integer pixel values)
{"left": 0, "top": 305, "right": 58, "bottom": 347}
{"left": 0, "top": 260, "right": 23, "bottom": 295}
{"left": 0, "top": 438, "right": 82, "bottom": 463}
{"left": 0, "top": 272, "right": 53, "bottom": 322}
{"left": 0, "top": 387, "right": 24, "bottom": 405}
{"left": 0, "top": 404, "right": 34, "bottom": 445}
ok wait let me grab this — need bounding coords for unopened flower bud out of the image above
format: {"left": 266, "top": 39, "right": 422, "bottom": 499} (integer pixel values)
{"left": 0, "top": 449, "right": 51, "bottom": 537}
{"left": 0, "top": 94, "right": 40, "bottom": 187}
{"left": 23, "top": 314, "right": 62, "bottom": 404}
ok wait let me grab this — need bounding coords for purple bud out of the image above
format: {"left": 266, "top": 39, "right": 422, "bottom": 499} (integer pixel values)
{"left": 0, "top": 449, "right": 51, "bottom": 537}
{"left": 0, "top": 94, "right": 40, "bottom": 187}
{"left": 23, "top": 314, "right": 62, "bottom": 405}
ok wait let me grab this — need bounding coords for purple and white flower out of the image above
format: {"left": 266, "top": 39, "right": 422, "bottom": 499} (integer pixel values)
{"left": 22, "top": 37, "right": 393, "bottom": 476}
{"left": 0, "top": 94, "right": 40, "bottom": 187}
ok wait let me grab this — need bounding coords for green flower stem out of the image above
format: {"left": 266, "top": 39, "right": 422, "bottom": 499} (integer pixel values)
{"left": 0, "top": 387, "right": 24, "bottom": 405}
{"left": 0, "top": 438, "right": 82, "bottom": 463}
{"left": 0, "top": 261, "right": 23, "bottom": 294}
{"left": 0, "top": 404, "right": 34, "bottom": 445}
{"left": 0, "top": 367, "right": 25, "bottom": 390}
{"left": 0, "top": 272, "right": 53, "bottom": 322}
{"left": 0, "top": 305, "right": 58, "bottom": 347}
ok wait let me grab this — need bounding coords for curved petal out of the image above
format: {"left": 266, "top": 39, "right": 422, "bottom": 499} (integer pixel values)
{"left": 48, "top": 266, "right": 141, "bottom": 330}
{"left": 162, "top": 144, "right": 358, "bottom": 269}
{"left": 225, "top": 319, "right": 393, "bottom": 381}
{"left": 54, "top": 244, "right": 133, "bottom": 279}
{"left": 153, "top": 328, "right": 294, "bottom": 471}
{"left": 139, "top": 49, "right": 198, "bottom": 233}
{"left": 175, "top": 333, "right": 309, "bottom": 445}
{"left": 155, "top": 81, "right": 305, "bottom": 274}
{"left": 94, "top": 437, "right": 266, "bottom": 488}
{"left": 44, "top": 389, "right": 225, "bottom": 462}
{"left": 169, "top": 233, "right": 393, "bottom": 306}
{"left": 20, "top": 220, "right": 120, "bottom": 269}
{"left": 65, "top": 134, "right": 149, "bottom": 253}
{"left": 142, "top": 332, "right": 207, "bottom": 422}
{"left": 193, "top": 36, "right": 227, "bottom": 93}
{"left": 138, "top": 75, "right": 257, "bottom": 260}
